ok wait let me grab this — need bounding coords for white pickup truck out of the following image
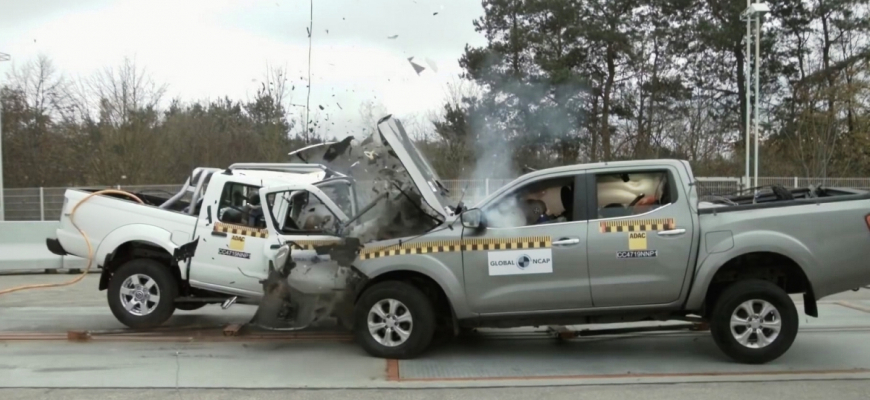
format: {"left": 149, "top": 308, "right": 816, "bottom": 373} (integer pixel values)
{"left": 46, "top": 162, "right": 367, "bottom": 328}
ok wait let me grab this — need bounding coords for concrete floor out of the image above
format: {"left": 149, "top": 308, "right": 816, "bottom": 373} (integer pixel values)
{"left": 4, "top": 381, "right": 870, "bottom": 400}
{"left": 3, "top": 274, "right": 870, "bottom": 392}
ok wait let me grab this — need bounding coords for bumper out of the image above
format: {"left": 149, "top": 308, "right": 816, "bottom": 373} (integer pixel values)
{"left": 46, "top": 238, "right": 68, "bottom": 256}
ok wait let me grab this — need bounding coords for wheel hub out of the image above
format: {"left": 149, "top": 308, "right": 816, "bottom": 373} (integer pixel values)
{"left": 730, "top": 299, "right": 781, "bottom": 349}
{"left": 119, "top": 274, "right": 160, "bottom": 317}
{"left": 749, "top": 315, "right": 761, "bottom": 330}
{"left": 367, "top": 298, "right": 413, "bottom": 347}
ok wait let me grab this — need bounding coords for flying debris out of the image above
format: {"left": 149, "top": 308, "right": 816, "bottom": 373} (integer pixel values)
{"left": 306, "top": 27, "right": 310, "bottom": 37}
{"left": 387, "top": 35, "right": 398, "bottom": 39}
{"left": 425, "top": 58, "right": 439, "bottom": 73}
{"left": 433, "top": 12, "right": 438, "bottom": 16}
{"left": 319, "top": 105, "right": 324, "bottom": 110}
{"left": 407, "top": 57, "right": 426, "bottom": 75}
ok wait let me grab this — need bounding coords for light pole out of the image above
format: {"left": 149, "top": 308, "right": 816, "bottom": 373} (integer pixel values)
{"left": 0, "top": 52, "right": 9, "bottom": 221}
{"left": 741, "top": 2, "right": 769, "bottom": 191}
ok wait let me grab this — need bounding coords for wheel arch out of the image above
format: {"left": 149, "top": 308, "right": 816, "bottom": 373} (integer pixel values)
{"left": 96, "top": 225, "right": 184, "bottom": 291}
{"left": 686, "top": 230, "right": 818, "bottom": 316}
{"left": 697, "top": 251, "right": 815, "bottom": 317}
{"left": 354, "top": 268, "right": 461, "bottom": 331}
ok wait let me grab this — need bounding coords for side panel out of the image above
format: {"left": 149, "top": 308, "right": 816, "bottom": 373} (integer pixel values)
{"left": 686, "top": 199, "right": 870, "bottom": 309}
{"left": 56, "top": 189, "right": 197, "bottom": 271}
{"left": 188, "top": 174, "right": 269, "bottom": 294}
{"left": 585, "top": 165, "right": 697, "bottom": 307}
{"left": 462, "top": 222, "right": 591, "bottom": 313}
{"left": 94, "top": 224, "right": 185, "bottom": 275}
{"left": 352, "top": 228, "right": 473, "bottom": 318}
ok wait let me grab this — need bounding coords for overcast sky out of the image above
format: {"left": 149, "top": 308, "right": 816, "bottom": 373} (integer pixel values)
{"left": 0, "top": 0, "right": 487, "bottom": 138}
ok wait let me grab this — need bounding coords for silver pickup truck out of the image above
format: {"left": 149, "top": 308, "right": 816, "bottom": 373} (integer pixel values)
{"left": 48, "top": 116, "right": 870, "bottom": 365}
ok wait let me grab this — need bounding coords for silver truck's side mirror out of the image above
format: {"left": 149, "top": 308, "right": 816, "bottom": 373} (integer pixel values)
{"left": 461, "top": 209, "right": 485, "bottom": 229}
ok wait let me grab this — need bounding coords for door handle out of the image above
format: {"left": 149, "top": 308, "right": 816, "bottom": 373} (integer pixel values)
{"left": 552, "top": 238, "right": 580, "bottom": 246}
{"left": 211, "top": 231, "right": 227, "bottom": 237}
{"left": 657, "top": 228, "right": 686, "bottom": 237}
{"left": 270, "top": 244, "right": 280, "bottom": 249}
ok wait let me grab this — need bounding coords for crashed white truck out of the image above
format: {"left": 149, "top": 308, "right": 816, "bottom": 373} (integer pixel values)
{"left": 48, "top": 115, "right": 870, "bottom": 364}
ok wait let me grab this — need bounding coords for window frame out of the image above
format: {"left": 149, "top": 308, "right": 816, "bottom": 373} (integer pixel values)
{"left": 259, "top": 183, "right": 349, "bottom": 236}
{"left": 477, "top": 171, "right": 590, "bottom": 229}
{"left": 216, "top": 181, "right": 263, "bottom": 225}
{"left": 584, "top": 167, "right": 680, "bottom": 222}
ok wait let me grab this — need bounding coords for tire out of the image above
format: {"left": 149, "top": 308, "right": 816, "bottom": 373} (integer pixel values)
{"left": 353, "top": 281, "right": 436, "bottom": 359}
{"left": 175, "top": 303, "right": 207, "bottom": 311}
{"left": 709, "top": 279, "right": 799, "bottom": 364}
{"left": 107, "top": 258, "right": 178, "bottom": 330}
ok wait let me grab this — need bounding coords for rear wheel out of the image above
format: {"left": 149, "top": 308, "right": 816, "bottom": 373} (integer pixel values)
{"left": 107, "top": 259, "right": 178, "bottom": 329}
{"left": 353, "top": 281, "right": 436, "bottom": 359}
{"left": 710, "top": 280, "right": 798, "bottom": 364}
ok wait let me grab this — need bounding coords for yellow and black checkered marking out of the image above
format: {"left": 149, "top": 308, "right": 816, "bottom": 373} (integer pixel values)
{"left": 289, "top": 240, "right": 344, "bottom": 250}
{"left": 599, "top": 218, "right": 675, "bottom": 233}
{"left": 359, "top": 236, "right": 551, "bottom": 260}
{"left": 214, "top": 222, "right": 269, "bottom": 239}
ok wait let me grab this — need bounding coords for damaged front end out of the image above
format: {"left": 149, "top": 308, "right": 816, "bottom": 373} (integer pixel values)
{"left": 249, "top": 115, "right": 451, "bottom": 331}
{"left": 249, "top": 240, "right": 366, "bottom": 331}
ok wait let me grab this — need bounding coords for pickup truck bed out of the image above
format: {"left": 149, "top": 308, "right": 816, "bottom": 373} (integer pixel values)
{"left": 54, "top": 189, "right": 197, "bottom": 272}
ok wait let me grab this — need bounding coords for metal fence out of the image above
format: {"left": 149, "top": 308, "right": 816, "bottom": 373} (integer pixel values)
{"left": 4, "top": 176, "right": 870, "bottom": 221}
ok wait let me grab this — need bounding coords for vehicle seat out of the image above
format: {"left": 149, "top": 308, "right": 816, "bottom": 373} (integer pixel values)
{"left": 560, "top": 186, "right": 574, "bottom": 221}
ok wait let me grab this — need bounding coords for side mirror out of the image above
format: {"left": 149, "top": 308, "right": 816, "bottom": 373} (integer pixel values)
{"left": 273, "top": 244, "right": 291, "bottom": 273}
{"left": 460, "top": 208, "right": 485, "bottom": 229}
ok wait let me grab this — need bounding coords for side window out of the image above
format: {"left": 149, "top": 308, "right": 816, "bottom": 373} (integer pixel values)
{"left": 594, "top": 170, "right": 675, "bottom": 219}
{"left": 217, "top": 182, "right": 265, "bottom": 228}
{"left": 482, "top": 176, "right": 578, "bottom": 228}
{"left": 267, "top": 190, "right": 341, "bottom": 234}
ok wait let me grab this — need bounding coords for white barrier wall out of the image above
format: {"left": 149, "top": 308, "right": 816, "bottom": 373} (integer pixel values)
{"left": 0, "top": 222, "right": 86, "bottom": 273}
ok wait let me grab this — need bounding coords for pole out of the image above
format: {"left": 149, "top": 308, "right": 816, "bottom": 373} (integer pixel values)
{"left": 0, "top": 102, "right": 3, "bottom": 221}
{"left": 0, "top": 52, "right": 9, "bottom": 221}
{"left": 744, "top": 6, "right": 752, "bottom": 191}
{"left": 753, "top": 13, "right": 761, "bottom": 191}
{"left": 39, "top": 187, "right": 45, "bottom": 221}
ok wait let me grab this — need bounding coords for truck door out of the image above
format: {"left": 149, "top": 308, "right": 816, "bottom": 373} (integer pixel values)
{"left": 189, "top": 177, "right": 272, "bottom": 296}
{"left": 461, "top": 172, "right": 593, "bottom": 314}
{"left": 585, "top": 166, "right": 695, "bottom": 307}
{"left": 258, "top": 184, "right": 351, "bottom": 300}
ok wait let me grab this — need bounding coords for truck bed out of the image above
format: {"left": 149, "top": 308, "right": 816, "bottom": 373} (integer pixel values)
{"left": 697, "top": 189, "right": 870, "bottom": 300}
{"left": 55, "top": 189, "right": 198, "bottom": 265}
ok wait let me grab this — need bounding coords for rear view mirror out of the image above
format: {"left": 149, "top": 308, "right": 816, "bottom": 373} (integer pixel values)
{"left": 274, "top": 244, "right": 291, "bottom": 273}
{"left": 461, "top": 209, "right": 485, "bottom": 230}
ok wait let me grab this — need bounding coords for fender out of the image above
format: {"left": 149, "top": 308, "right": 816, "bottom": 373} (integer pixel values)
{"left": 95, "top": 224, "right": 187, "bottom": 279}
{"left": 684, "top": 230, "right": 817, "bottom": 311}
{"left": 356, "top": 254, "right": 473, "bottom": 318}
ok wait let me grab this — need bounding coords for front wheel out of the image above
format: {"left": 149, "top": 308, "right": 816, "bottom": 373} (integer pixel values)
{"left": 353, "top": 281, "right": 436, "bottom": 359}
{"left": 107, "top": 258, "right": 178, "bottom": 329}
{"left": 710, "top": 280, "right": 799, "bottom": 364}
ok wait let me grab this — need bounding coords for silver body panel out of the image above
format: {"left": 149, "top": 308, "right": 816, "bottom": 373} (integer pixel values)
{"left": 354, "top": 156, "right": 870, "bottom": 324}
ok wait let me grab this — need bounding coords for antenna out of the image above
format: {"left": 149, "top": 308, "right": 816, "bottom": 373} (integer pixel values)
{"left": 304, "top": 0, "right": 314, "bottom": 144}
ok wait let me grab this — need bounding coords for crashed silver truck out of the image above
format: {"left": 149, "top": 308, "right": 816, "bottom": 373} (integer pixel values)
{"left": 49, "top": 115, "right": 870, "bottom": 364}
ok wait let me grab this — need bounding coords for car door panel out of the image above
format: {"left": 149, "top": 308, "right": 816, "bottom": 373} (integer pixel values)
{"left": 462, "top": 173, "right": 592, "bottom": 314}
{"left": 585, "top": 167, "right": 694, "bottom": 307}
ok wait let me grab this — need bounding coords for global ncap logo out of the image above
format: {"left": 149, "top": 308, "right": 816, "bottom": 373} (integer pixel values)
{"left": 516, "top": 254, "right": 531, "bottom": 269}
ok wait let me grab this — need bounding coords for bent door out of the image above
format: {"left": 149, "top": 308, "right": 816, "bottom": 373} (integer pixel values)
{"left": 462, "top": 172, "right": 592, "bottom": 314}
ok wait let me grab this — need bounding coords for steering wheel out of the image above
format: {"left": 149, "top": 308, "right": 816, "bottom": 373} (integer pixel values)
{"left": 628, "top": 193, "right": 646, "bottom": 207}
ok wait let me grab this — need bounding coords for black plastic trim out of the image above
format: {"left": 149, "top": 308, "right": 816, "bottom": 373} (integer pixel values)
{"left": 45, "top": 238, "right": 68, "bottom": 256}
